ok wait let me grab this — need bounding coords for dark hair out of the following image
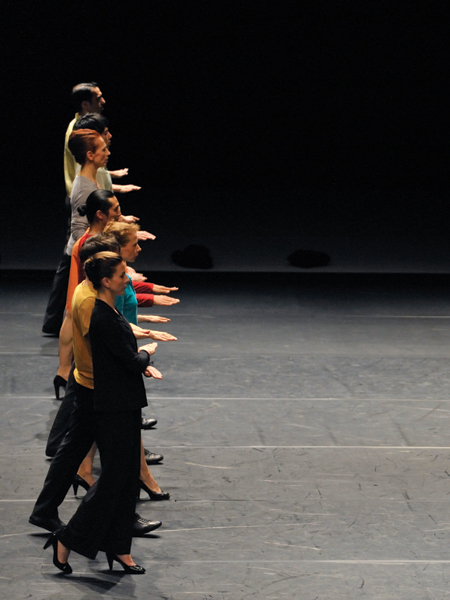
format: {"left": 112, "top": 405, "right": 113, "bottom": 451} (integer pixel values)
{"left": 71, "top": 82, "right": 99, "bottom": 112}
{"left": 68, "top": 129, "right": 102, "bottom": 165}
{"left": 73, "top": 113, "right": 109, "bottom": 135}
{"left": 78, "top": 189, "right": 116, "bottom": 223}
{"left": 79, "top": 234, "right": 121, "bottom": 265}
{"left": 84, "top": 251, "right": 123, "bottom": 290}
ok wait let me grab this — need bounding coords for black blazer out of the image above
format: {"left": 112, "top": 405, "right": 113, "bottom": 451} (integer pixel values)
{"left": 89, "top": 299, "right": 149, "bottom": 412}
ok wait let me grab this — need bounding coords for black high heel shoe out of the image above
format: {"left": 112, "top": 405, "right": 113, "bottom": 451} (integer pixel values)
{"left": 139, "top": 480, "right": 170, "bottom": 501}
{"left": 72, "top": 474, "right": 91, "bottom": 496}
{"left": 106, "top": 553, "right": 146, "bottom": 574}
{"left": 43, "top": 532, "right": 72, "bottom": 575}
{"left": 53, "top": 375, "right": 67, "bottom": 400}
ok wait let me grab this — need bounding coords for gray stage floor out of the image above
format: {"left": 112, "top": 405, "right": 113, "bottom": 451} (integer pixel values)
{"left": 2, "top": 273, "right": 450, "bottom": 599}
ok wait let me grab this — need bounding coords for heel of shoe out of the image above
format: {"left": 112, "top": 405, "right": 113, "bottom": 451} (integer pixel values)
{"left": 106, "top": 553, "right": 114, "bottom": 571}
{"left": 73, "top": 474, "right": 90, "bottom": 496}
{"left": 53, "top": 375, "right": 67, "bottom": 400}
{"left": 139, "top": 480, "right": 170, "bottom": 501}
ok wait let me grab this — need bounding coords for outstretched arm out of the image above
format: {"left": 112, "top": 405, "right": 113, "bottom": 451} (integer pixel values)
{"left": 112, "top": 184, "right": 142, "bottom": 193}
{"left": 109, "top": 168, "right": 129, "bottom": 178}
{"left": 130, "top": 323, "right": 176, "bottom": 341}
{"left": 153, "top": 295, "right": 180, "bottom": 306}
{"left": 152, "top": 284, "right": 179, "bottom": 294}
{"left": 138, "top": 314, "right": 170, "bottom": 324}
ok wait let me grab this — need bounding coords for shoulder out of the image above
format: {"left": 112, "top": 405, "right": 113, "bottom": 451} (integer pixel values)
{"left": 72, "top": 176, "right": 97, "bottom": 192}
{"left": 91, "top": 299, "right": 116, "bottom": 322}
{"left": 73, "top": 282, "right": 96, "bottom": 307}
{"left": 65, "top": 115, "right": 78, "bottom": 139}
{"left": 79, "top": 231, "right": 92, "bottom": 248}
{"left": 72, "top": 239, "right": 81, "bottom": 255}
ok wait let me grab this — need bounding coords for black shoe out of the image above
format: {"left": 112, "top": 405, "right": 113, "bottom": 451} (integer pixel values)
{"left": 144, "top": 448, "right": 163, "bottom": 464}
{"left": 29, "top": 514, "right": 65, "bottom": 532}
{"left": 138, "top": 480, "right": 170, "bottom": 501}
{"left": 43, "top": 532, "right": 72, "bottom": 574}
{"left": 106, "top": 553, "right": 145, "bottom": 574}
{"left": 72, "top": 474, "right": 91, "bottom": 496}
{"left": 42, "top": 331, "right": 59, "bottom": 337}
{"left": 53, "top": 375, "right": 67, "bottom": 400}
{"left": 141, "top": 417, "right": 157, "bottom": 430}
{"left": 42, "top": 325, "right": 60, "bottom": 337}
{"left": 132, "top": 514, "right": 162, "bottom": 536}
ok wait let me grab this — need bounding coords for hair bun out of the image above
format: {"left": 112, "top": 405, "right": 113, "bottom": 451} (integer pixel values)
{"left": 78, "top": 204, "right": 87, "bottom": 216}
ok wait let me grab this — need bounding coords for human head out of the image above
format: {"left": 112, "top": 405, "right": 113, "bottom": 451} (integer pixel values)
{"left": 79, "top": 234, "right": 121, "bottom": 265}
{"left": 68, "top": 129, "right": 108, "bottom": 166}
{"left": 71, "top": 82, "right": 105, "bottom": 114}
{"left": 103, "top": 221, "right": 140, "bottom": 247}
{"left": 78, "top": 190, "right": 121, "bottom": 224}
{"left": 103, "top": 221, "right": 142, "bottom": 262}
{"left": 84, "top": 251, "right": 123, "bottom": 290}
{"left": 74, "top": 113, "right": 112, "bottom": 146}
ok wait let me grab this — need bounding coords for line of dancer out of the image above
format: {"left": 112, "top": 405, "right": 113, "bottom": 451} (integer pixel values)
{"left": 31, "top": 82, "right": 180, "bottom": 575}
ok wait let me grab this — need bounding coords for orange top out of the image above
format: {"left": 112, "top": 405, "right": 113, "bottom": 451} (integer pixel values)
{"left": 66, "top": 230, "right": 92, "bottom": 311}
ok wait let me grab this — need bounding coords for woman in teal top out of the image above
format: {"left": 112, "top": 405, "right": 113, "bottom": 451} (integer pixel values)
{"left": 115, "top": 274, "right": 138, "bottom": 324}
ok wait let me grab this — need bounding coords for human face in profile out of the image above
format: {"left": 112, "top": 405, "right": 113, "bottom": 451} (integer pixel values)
{"left": 88, "top": 87, "right": 105, "bottom": 113}
{"left": 105, "top": 260, "right": 128, "bottom": 297}
{"left": 106, "top": 196, "right": 121, "bottom": 221}
{"left": 90, "top": 138, "right": 110, "bottom": 169}
{"left": 120, "top": 233, "right": 141, "bottom": 263}
{"left": 102, "top": 127, "right": 112, "bottom": 148}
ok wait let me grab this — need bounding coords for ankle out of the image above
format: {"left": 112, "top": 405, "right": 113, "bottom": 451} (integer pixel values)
{"left": 56, "top": 369, "right": 70, "bottom": 381}
{"left": 77, "top": 472, "right": 95, "bottom": 485}
{"left": 140, "top": 478, "right": 161, "bottom": 493}
{"left": 57, "top": 541, "right": 70, "bottom": 563}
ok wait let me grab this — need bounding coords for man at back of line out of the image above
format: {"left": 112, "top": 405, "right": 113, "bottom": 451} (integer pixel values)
{"left": 43, "top": 82, "right": 142, "bottom": 335}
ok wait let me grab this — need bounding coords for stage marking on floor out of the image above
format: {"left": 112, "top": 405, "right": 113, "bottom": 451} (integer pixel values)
{"left": 4, "top": 395, "right": 450, "bottom": 402}
{"left": 4, "top": 445, "right": 450, "bottom": 451}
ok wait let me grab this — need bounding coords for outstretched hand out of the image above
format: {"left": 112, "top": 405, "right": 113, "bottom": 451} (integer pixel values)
{"left": 109, "top": 168, "right": 129, "bottom": 178}
{"left": 152, "top": 284, "right": 179, "bottom": 294}
{"left": 137, "top": 230, "right": 156, "bottom": 241}
{"left": 139, "top": 315, "right": 170, "bottom": 324}
{"left": 140, "top": 342, "right": 158, "bottom": 355}
{"left": 144, "top": 365, "right": 163, "bottom": 379}
{"left": 153, "top": 295, "right": 180, "bottom": 306}
{"left": 116, "top": 184, "right": 141, "bottom": 193}
{"left": 149, "top": 330, "right": 177, "bottom": 342}
{"left": 131, "top": 325, "right": 153, "bottom": 339}
{"left": 120, "top": 214, "right": 140, "bottom": 224}
{"left": 127, "top": 266, "right": 147, "bottom": 282}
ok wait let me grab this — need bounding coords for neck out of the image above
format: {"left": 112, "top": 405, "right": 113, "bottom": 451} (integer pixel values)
{"left": 97, "top": 287, "right": 116, "bottom": 309}
{"left": 79, "top": 162, "right": 98, "bottom": 184}
{"left": 88, "top": 221, "right": 105, "bottom": 235}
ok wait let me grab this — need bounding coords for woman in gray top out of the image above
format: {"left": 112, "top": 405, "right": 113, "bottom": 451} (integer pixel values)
{"left": 65, "top": 129, "right": 109, "bottom": 255}
{"left": 56, "top": 130, "right": 109, "bottom": 390}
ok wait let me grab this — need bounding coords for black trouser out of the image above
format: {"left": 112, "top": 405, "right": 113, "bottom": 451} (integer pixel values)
{"left": 59, "top": 409, "right": 141, "bottom": 559}
{"left": 31, "top": 382, "right": 96, "bottom": 523}
{"left": 42, "top": 253, "right": 71, "bottom": 334}
{"left": 46, "top": 367, "right": 76, "bottom": 457}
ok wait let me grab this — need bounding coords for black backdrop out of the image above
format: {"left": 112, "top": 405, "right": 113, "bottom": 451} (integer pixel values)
{"left": 2, "top": 0, "right": 449, "bottom": 242}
